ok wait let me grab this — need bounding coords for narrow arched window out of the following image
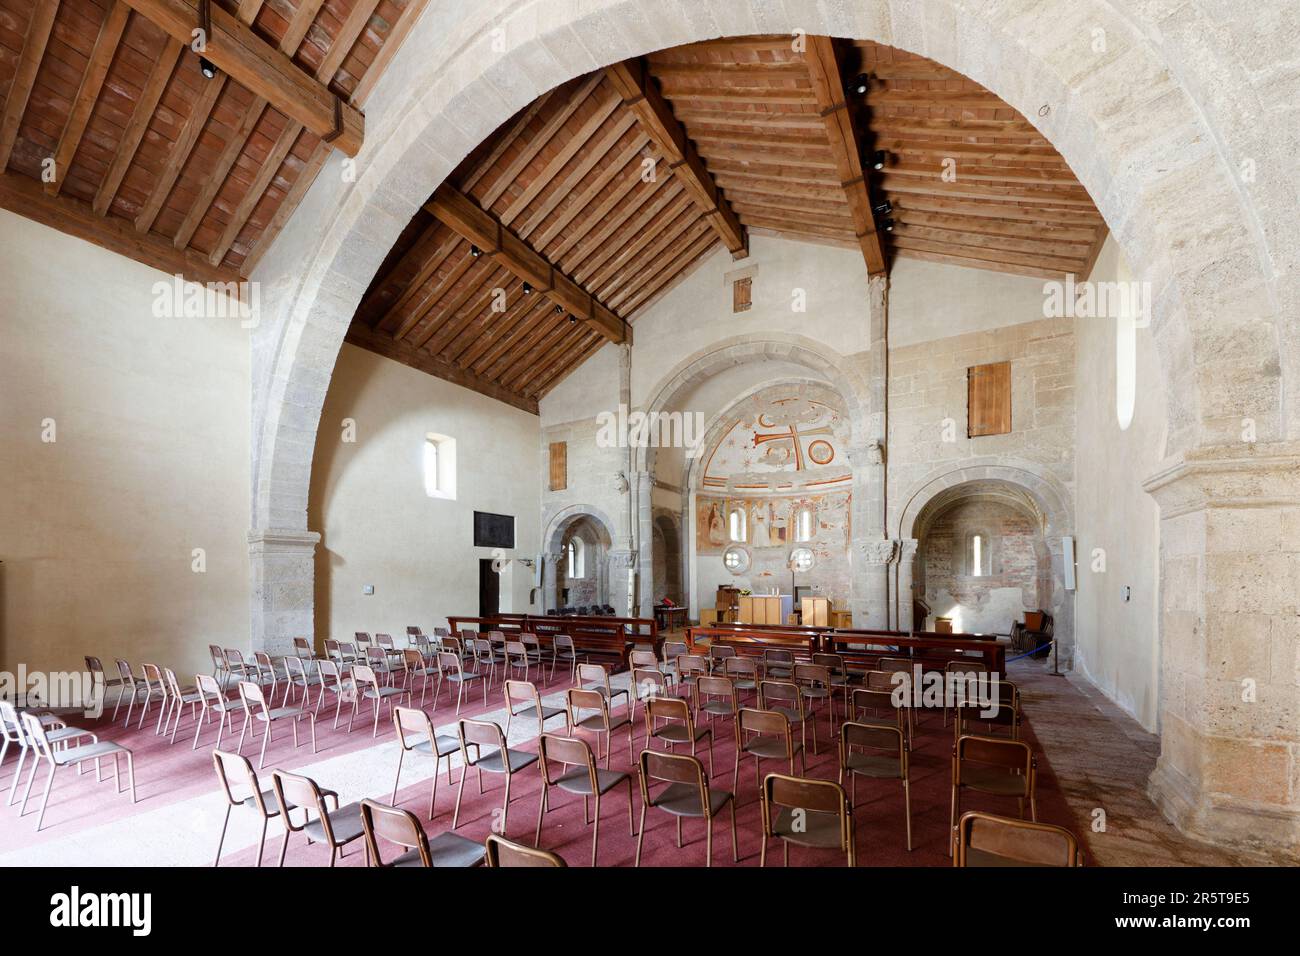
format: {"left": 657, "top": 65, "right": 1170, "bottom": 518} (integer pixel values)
{"left": 728, "top": 507, "right": 747, "bottom": 543}
{"left": 567, "top": 538, "right": 585, "bottom": 579}
{"left": 795, "top": 505, "right": 815, "bottom": 542}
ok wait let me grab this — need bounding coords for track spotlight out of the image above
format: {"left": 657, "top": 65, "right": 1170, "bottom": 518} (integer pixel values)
{"left": 872, "top": 149, "right": 887, "bottom": 171}
{"left": 569, "top": 314, "right": 577, "bottom": 323}
{"left": 470, "top": 245, "right": 481, "bottom": 258}
{"left": 522, "top": 282, "right": 533, "bottom": 295}
{"left": 852, "top": 73, "right": 870, "bottom": 96}
{"left": 555, "top": 305, "right": 564, "bottom": 315}
{"left": 882, "top": 218, "right": 895, "bottom": 233}
{"left": 873, "top": 200, "right": 892, "bottom": 216}
{"left": 199, "top": 57, "right": 218, "bottom": 80}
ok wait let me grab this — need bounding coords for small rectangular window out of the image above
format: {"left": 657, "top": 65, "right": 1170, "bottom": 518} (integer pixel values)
{"left": 424, "top": 434, "right": 457, "bottom": 500}
{"left": 968, "top": 361, "right": 1012, "bottom": 437}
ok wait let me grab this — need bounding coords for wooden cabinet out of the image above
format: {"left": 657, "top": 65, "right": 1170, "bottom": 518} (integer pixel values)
{"left": 738, "top": 595, "right": 783, "bottom": 625}
{"left": 800, "top": 596, "right": 830, "bottom": 627}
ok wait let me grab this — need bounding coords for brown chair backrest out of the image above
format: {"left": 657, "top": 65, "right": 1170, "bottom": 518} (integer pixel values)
{"left": 708, "top": 644, "right": 736, "bottom": 662}
{"left": 553, "top": 634, "right": 575, "bottom": 652}
{"left": 632, "top": 667, "right": 668, "bottom": 700}
{"left": 677, "top": 654, "right": 708, "bottom": 678}
{"left": 793, "top": 662, "right": 831, "bottom": 687}
{"left": 957, "top": 811, "right": 1082, "bottom": 867}
{"left": 361, "top": 798, "right": 432, "bottom": 866}
{"left": 393, "top": 705, "right": 433, "bottom": 750}
{"left": 645, "top": 694, "right": 690, "bottom": 728}
{"left": 852, "top": 686, "right": 900, "bottom": 714}
{"left": 576, "top": 662, "right": 609, "bottom": 688}
{"left": 352, "top": 663, "right": 378, "bottom": 689}
{"left": 697, "top": 675, "right": 735, "bottom": 702}
{"left": 639, "top": 748, "right": 708, "bottom": 805}
{"left": 662, "top": 640, "right": 689, "bottom": 661}
{"left": 842, "top": 720, "right": 905, "bottom": 765}
{"left": 759, "top": 678, "right": 801, "bottom": 710}
{"left": 738, "top": 706, "right": 789, "bottom": 739}
{"left": 764, "top": 648, "right": 794, "bottom": 664}
{"left": 459, "top": 717, "right": 506, "bottom": 753}
{"left": 401, "top": 648, "right": 424, "bottom": 669}
{"left": 271, "top": 770, "right": 329, "bottom": 838}
{"left": 83, "top": 655, "right": 103, "bottom": 675}
{"left": 567, "top": 687, "right": 607, "bottom": 720}
{"left": 764, "top": 772, "right": 847, "bottom": 817}
{"left": 115, "top": 658, "right": 136, "bottom": 684}
{"left": 212, "top": 748, "right": 268, "bottom": 813}
{"left": 957, "top": 734, "right": 1033, "bottom": 773}
{"left": 629, "top": 650, "right": 658, "bottom": 669}
{"left": 504, "top": 679, "right": 541, "bottom": 713}
{"left": 539, "top": 733, "right": 596, "bottom": 789}
{"left": 724, "top": 656, "right": 757, "bottom": 677}
{"left": 864, "top": 669, "right": 898, "bottom": 692}
{"left": 485, "top": 833, "right": 567, "bottom": 867}
{"left": 376, "top": 634, "right": 394, "bottom": 648}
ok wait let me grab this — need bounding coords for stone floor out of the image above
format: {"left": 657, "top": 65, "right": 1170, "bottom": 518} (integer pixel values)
{"left": 1012, "top": 659, "right": 1280, "bottom": 866}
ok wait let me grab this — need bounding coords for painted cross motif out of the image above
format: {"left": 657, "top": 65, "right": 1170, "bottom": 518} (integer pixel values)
{"left": 753, "top": 415, "right": 835, "bottom": 471}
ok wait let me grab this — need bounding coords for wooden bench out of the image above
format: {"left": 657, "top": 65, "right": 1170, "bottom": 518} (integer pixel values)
{"left": 447, "top": 614, "right": 659, "bottom": 672}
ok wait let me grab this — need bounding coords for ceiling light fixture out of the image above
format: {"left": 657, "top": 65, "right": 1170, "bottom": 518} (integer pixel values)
{"left": 199, "top": 57, "right": 217, "bottom": 80}
{"left": 522, "top": 282, "right": 533, "bottom": 295}
{"left": 470, "top": 245, "right": 481, "bottom": 258}
{"left": 872, "top": 149, "right": 887, "bottom": 171}
{"left": 852, "top": 73, "right": 870, "bottom": 96}
{"left": 882, "top": 218, "right": 895, "bottom": 233}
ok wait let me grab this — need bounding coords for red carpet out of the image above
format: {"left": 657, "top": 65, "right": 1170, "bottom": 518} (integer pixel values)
{"left": 1, "top": 665, "right": 1090, "bottom": 866}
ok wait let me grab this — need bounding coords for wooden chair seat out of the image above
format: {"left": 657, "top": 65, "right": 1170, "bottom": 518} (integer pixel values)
{"left": 771, "top": 806, "right": 846, "bottom": 848}
{"left": 653, "top": 782, "right": 734, "bottom": 818}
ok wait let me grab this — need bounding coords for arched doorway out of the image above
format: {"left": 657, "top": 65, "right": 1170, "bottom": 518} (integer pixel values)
{"left": 541, "top": 505, "right": 617, "bottom": 613}
{"left": 651, "top": 510, "right": 683, "bottom": 606}
{"left": 911, "top": 480, "right": 1054, "bottom": 639}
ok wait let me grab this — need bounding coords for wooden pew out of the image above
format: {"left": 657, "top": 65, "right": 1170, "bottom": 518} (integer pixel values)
{"left": 447, "top": 614, "right": 659, "bottom": 672}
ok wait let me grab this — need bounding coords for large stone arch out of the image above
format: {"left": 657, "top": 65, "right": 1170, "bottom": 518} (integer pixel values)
{"left": 245, "top": 0, "right": 1298, "bottom": 852}
{"left": 894, "top": 460, "right": 1076, "bottom": 655}
{"left": 541, "top": 503, "right": 618, "bottom": 612}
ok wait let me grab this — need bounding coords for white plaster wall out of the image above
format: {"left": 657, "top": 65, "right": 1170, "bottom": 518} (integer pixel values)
{"left": 627, "top": 235, "right": 873, "bottom": 406}
{"left": 1073, "top": 237, "right": 1166, "bottom": 731}
{"left": 888, "top": 257, "right": 1058, "bottom": 348}
{"left": 0, "top": 211, "right": 250, "bottom": 679}
{"left": 310, "top": 344, "right": 541, "bottom": 639}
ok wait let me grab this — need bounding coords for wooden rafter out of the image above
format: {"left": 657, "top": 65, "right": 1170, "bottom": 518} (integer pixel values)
{"left": 426, "top": 184, "right": 628, "bottom": 345}
{"left": 605, "top": 58, "right": 747, "bottom": 259}
{"left": 46, "top": 1, "right": 132, "bottom": 196}
{"left": 802, "top": 35, "right": 886, "bottom": 276}
{"left": 0, "top": 0, "right": 59, "bottom": 171}
{"left": 116, "top": 0, "right": 364, "bottom": 155}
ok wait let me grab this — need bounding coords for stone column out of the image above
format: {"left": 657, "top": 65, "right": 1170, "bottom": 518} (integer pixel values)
{"left": 1144, "top": 449, "right": 1300, "bottom": 853}
{"left": 248, "top": 529, "right": 320, "bottom": 655}
{"left": 608, "top": 549, "right": 637, "bottom": 618}
{"left": 853, "top": 538, "right": 896, "bottom": 629}
{"left": 895, "top": 538, "right": 919, "bottom": 631}
{"left": 542, "top": 549, "right": 564, "bottom": 612}
{"left": 634, "top": 470, "right": 655, "bottom": 619}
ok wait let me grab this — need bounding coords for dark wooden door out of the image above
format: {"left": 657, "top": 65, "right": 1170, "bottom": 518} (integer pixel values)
{"left": 479, "top": 559, "right": 500, "bottom": 617}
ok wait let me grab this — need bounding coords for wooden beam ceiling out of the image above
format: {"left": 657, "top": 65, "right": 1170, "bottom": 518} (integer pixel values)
{"left": 426, "top": 184, "right": 628, "bottom": 345}
{"left": 604, "top": 59, "right": 747, "bottom": 259}
{"left": 0, "top": 0, "right": 426, "bottom": 278}
{"left": 802, "top": 35, "right": 886, "bottom": 276}
{"left": 116, "top": 0, "right": 363, "bottom": 155}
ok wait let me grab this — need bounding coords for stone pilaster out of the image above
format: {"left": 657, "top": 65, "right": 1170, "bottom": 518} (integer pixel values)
{"left": 542, "top": 549, "right": 564, "bottom": 612}
{"left": 248, "top": 528, "right": 320, "bottom": 656}
{"left": 1143, "top": 446, "right": 1300, "bottom": 854}
{"left": 895, "top": 538, "right": 920, "bottom": 631}
{"left": 852, "top": 537, "right": 896, "bottom": 629}
{"left": 633, "top": 470, "right": 655, "bottom": 618}
{"left": 608, "top": 549, "right": 638, "bottom": 618}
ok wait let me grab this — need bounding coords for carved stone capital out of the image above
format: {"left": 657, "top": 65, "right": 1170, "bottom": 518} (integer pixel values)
{"left": 858, "top": 538, "right": 898, "bottom": 565}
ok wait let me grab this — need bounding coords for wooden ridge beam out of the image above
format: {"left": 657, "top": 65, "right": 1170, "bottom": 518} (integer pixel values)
{"left": 802, "top": 35, "right": 886, "bottom": 275}
{"left": 117, "top": 0, "right": 363, "bottom": 156}
{"left": 605, "top": 58, "right": 748, "bottom": 259}
{"left": 426, "top": 184, "right": 628, "bottom": 345}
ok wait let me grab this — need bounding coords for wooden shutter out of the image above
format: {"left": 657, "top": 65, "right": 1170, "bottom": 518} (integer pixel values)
{"left": 549, "top": 441, "right": 567, "bottom": 491}
{"left": 733, "top": 276, "right": 752, "bottom": 313}
{"left": 968, "top": 361, "right": 1012, "bottom": 437}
